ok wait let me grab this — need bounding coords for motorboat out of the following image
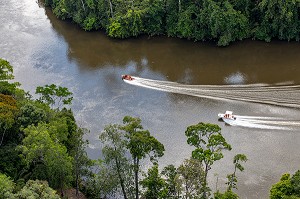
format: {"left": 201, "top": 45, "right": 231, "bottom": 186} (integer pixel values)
{"left": 122, "top": 75, "right": 135, "bottom": 81}
{"left": 218, "top": 111, "right": 237, "bottom": 121}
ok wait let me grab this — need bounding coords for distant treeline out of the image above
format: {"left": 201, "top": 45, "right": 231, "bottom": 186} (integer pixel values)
{"left": 45, "top": 0, "right": 300, "bottom": 46}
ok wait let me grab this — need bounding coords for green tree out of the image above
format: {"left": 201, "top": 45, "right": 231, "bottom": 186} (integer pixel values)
{"left": 0, "top": 173, "right": 15, "bottom": 199}
{"left": 177, "top": 157, "right": 205, "bottom": 198}
{"left": 35, "top": 84, "right": 73, "bottom": 108}
{"left": 270, "top": 173, "right": 293, "bottom": 199}
{"left": 226, "top": 154, "right": 248, "bottom": 191}
{"left": 256, "top": 0, "right": 300, "bottom": 42}
{"left": 108, "top": 9, "right": 144, "bottom": 38}
{"left": 70, "top": 127, "right": 92, "bottom": 197}
{"left": 16, "top": 180, "right": 60, "bottom": 199}
{"left": 291, "top": 170, "right": 300, "bottom": 196}
{"left": 121, "top": 116, "right": 165, "bottom": 199}
{"left": 19, "top": 123, "right": 73, "bottom": 195}
{"left": 0, "top": 94, "right": 18, "bottom": 146}
{"left": 0, "top": 144, "right": 24, "bottom": 180}
{"left": 0, "top": 59, "right": 19, "bottom": 95}
{"left": 214, "top": 190, "right": 239, "bottom": 199}
{"left": 141, "top": 0, "right": 165, "bottom": 36}
{"left": 200, "top": 0, "right": 250, "bottom": 46}
{"left": 165, "top": 0, "right": 179, "bottom": 37}
{"left": 100, "top": 124, "right": 134, "bottom": 199}
{"left": 84, "top": 160, "right": 120, "bottom": 199}
{"left": 17, "top": 101, "right": 49, "bottom": 128}
{"left": 140, "top": 163, "right": 167, "bottom": 199}
{"left": 162, "top": 164, "right": 180, "bottom": 198}
{"left": 185, "top": 122, "right": 231, "bottom": 198}
{"left": 0, "top": 59, "right": 14, "bottom": 81}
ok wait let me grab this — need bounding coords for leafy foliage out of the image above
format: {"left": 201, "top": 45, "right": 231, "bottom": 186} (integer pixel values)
{"left": 19, "top": 123, "right": 73, "bottom": 191}
{"left": 177, "top": 157, "right": 205, "bottom": 198}
{"left": 291, "top": 170, "right": 300, "bottom": 196}
{"left": 44, "top": 0, "right": 300, "bottom": 45}
{"left": 17, "top": 101, "right": 49, "bottom": 128}
{"left": 214, "top": 190, "right": 239, "bottom": 199}
{"left": 16, "top": 180, "right": 60, "bottom": 199}
{"left": 226, "top": 154, "right": 248, "bottom": 191}
{"left": 84, "top": 160, "right": 120, "bottom": 199}
{"left": 270, "top": 173, "right": 293, "bottom": 199}
{"left": 0, "top": 173, "right": 15, "bottom": 199}
{"left": 122, "top": 116, "right": 165, "bottom": 199}
{"left": 185, "top": 122, "right": 231, "bottom": 198}
{"left": 270, "top": 171, "right": 300, "bottom": 199}
{"left": 99, "top": 124, "right": 134, "bottom": 199}
{"left": 0, "top": 94, "right": 19, "bottom": 146}
{"left": 140, "top": 164, "right": 167, "bottom": 199}
{"left": 0, "top": 59, "right": 14, "bottom": 81}
{"left": 161, "top": 164, "right": 180, "bottom": 198}
{"left": 35, "top": 84, "right": 73, "bottom": 108}
{"left": 0, "top": 59, "right": 20, "bottom": 95}
{"left": 256, "top": 0, "right": 300, "bottom": 42}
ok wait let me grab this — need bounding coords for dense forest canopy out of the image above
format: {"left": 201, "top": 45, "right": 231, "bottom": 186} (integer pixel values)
{"left": 44, "top": 0, "right": 300, "bottom": 46}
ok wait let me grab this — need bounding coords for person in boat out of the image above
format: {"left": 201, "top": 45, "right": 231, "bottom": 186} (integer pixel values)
{"left": 223, "top": 113, "right": 236, "bottom": 120}
{"left": 122, "top": 75, "right": 134, "bottom": 80}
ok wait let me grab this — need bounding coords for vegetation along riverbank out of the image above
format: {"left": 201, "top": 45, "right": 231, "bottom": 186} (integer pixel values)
{"left": 43, "top": 0, "right": 300, "bottom": 46}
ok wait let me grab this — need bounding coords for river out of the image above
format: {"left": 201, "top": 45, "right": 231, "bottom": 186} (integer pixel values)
{"left": 1, "top": 0, "right": 300, "bottom": 198}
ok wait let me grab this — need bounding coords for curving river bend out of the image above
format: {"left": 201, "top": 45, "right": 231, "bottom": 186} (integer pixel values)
{"left": 1, "top": 0, "right": 300, "bottom": 198}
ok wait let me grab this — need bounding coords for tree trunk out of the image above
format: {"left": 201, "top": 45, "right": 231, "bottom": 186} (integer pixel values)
{"left": 75, "top": 171, "right": 79, "bottom": 196}
{"left": 134, "top": 157, "right": 139, "bottom": 199}
{"left": 203, "top": 164, "right": 209, "bottom": 199}
{"left": 229, "top": 165, "right": 237, "bottom": 190}
{"left": 115, "top": 157, "right": 128, "bottom": 199}
{"left": 80, "top": 0, "right": 86, "bottom": 11}
{"left": 107, "top": 0, "right": 114, "bottom": 18}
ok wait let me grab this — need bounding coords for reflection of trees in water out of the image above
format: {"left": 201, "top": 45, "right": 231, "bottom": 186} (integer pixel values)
{"left": 45, "top": 8, "right": 300, "bottom": 85}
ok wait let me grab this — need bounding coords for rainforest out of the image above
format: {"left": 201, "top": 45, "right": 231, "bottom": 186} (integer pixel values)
{"left": 46, "top": 0, "right": 300, "bottom": 46}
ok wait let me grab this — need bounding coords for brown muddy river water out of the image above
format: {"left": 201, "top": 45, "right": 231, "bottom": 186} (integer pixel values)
{"left": 1, "top": 0, "right": 300, "bottom": 198}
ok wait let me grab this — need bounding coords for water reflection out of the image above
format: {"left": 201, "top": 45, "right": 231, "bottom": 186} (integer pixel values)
{"left": 44, "top": 8, "right": 300, "bottom": 85}
{"left": 224, "top": 72, "right": 247, "bottom": 84}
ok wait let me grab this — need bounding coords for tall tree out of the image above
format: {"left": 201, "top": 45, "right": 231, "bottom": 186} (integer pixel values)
{"left": 226, "top": 154, "right": 248, "bottom": 191}
{"left": 0, "top": 94, "right": 18, "bottom": 146}
{"left": 99, "top": 124, "right": 133, "bottom": 199}
{"left": 185, "top": 122, "right": 231, "bottom": 198}
{"left": 121, "top": 116, "right": 165, "bottom": 199}
{"left": 70, "top": 127, "right": 92, "bottom": 197}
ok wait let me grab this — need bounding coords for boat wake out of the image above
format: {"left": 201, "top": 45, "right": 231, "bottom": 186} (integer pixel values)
{"left": 124, "top": 76, "right": 300, "bottom": 108}
{"left": 224, "top": 115, "right": 300, "bottom": 130}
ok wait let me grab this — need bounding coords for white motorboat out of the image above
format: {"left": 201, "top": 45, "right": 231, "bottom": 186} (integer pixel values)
{"left": 218, "top": 111, "right": 237, "bottom": 122}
